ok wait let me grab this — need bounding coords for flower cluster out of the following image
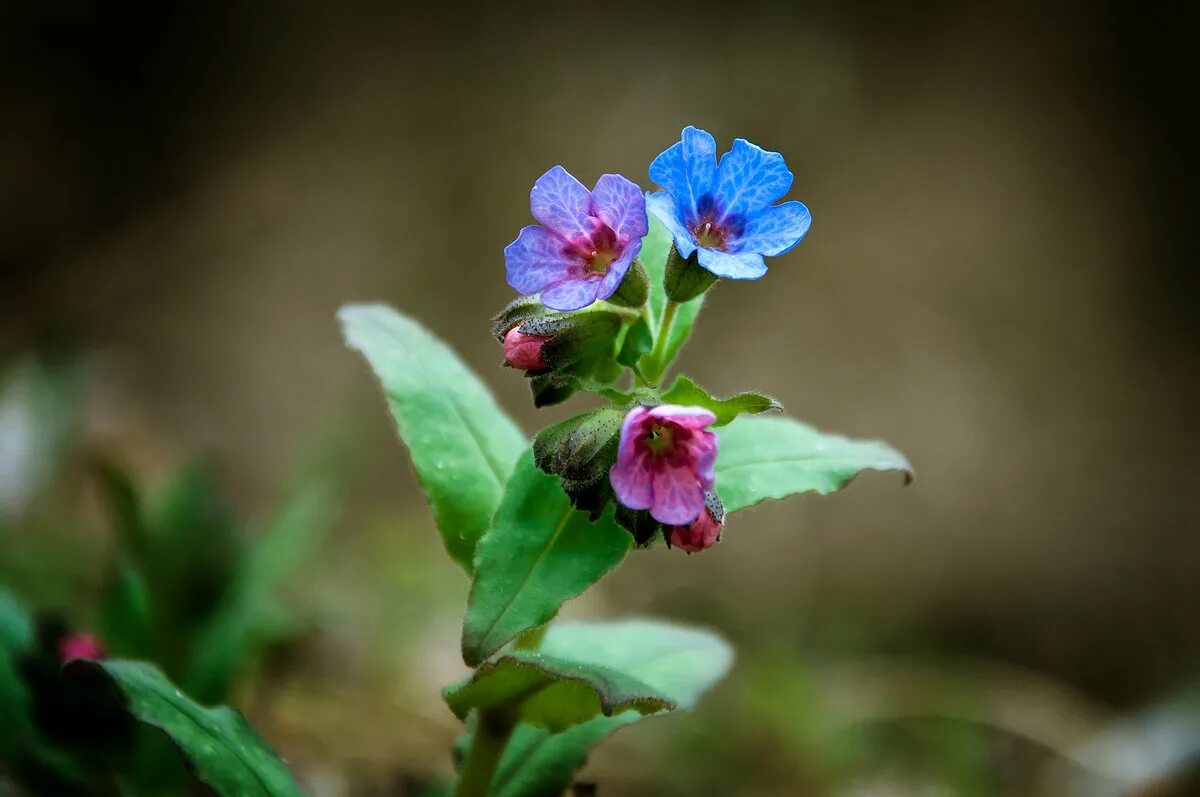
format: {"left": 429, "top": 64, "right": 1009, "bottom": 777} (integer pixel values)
{"left": 497, "top": 126, "right": 810, "bottom": 551}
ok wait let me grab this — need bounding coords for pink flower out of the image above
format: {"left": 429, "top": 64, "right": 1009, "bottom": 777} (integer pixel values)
{"left": 609, "top": 405, "right": 718, "bottom": 525}
{"left": 666, "top": 502, "right": 724, "bottom": 553}
{"left": 58, "top": 632, "right": 105, "bottom": 664}
{"left": 503, "top": 326, "right": 549, "bottom": 371}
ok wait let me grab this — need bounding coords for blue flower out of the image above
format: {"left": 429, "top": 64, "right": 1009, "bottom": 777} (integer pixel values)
{"left": 505, "top": 166, "right": 648, "bottom": 312}
{"left": 647, "top": 126, "right": 811, "bottom": 280}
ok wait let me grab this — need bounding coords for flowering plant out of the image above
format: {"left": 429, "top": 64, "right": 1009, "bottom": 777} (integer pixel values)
{"left": 339, "top": 126, "right": 912, "bottom": 796}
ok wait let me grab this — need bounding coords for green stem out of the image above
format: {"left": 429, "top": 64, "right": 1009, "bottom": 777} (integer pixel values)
{"left": 644, "top": 299, "right": 679, "bottom": 386}
{"left": 454, "top": 711, "right": 514, "bottom": 797}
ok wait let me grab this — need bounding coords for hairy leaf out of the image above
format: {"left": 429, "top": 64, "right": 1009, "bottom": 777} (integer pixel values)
{"left": 461, "top": 453, "right": 632, "bottom": 666}
{"left": 465, "top": 620, "right": 733, "bottom": 796}
{"left": 660, "top": 375, "right": 781, "bottom": 427}
{"left": 340, "top": 304, "right": 526, "bottom": 571}
{"left": 715, "top": 416, "right": 913, "bottom": 512}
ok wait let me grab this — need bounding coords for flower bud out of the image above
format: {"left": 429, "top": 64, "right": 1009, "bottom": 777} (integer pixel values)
{"left": 607, "top": 260, "right": 649, "bottom": 308}
{"left": 503, "top": 326, "right": 549, "bottom": 372}
{"left": 665, "top": 491, "right": 725, "bottom": 553}
{"left": 663, "top": 246, "right": 718, "bottom": 303}
{"left": 534, "top": 408, "right": 623, "bottom": 519}
{"left": 58, "top": 632, "right": 105, "bottom": 663}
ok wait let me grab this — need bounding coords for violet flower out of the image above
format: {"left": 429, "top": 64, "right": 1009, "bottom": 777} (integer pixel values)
{"left": 505, "top": 166, "right": 648, "bottom": 311}
{"left": 609, "top": 404, "right": 718, "bottom": 525}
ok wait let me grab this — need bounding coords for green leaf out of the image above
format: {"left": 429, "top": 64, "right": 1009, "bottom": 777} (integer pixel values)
{"left": 638, "top": 217, "right": 706, "bottom": 381}
{"left": 615, "top": 316, "right": 652, "bottom": 368}
{"left": 489, "top": 716, "right": 636, "bottom": 797}
{"left": 715, "top": 416, "right": 913, "bottom": 512}
{"left": 70, "top": 659, "right": 302, "bottom": 797}
{"left": 461, "top": 452, "right": 633, "bottom": 666}
{"left": 465, "top": 620, "right": 732, "bottom": 796}
{"left": 443, "top": 651, "right": 671, "bottom": 732}
{"left": 339, "top": 304, "right": 527, "bottom": 571}
{"left": 446, "top": 619, "right": 731, "bottom": 731}
{"left": 660, "top": 375, "right": 782, "bottom": 427}
{"left": 185, "top": 484, "right": 333, "bottom": 703}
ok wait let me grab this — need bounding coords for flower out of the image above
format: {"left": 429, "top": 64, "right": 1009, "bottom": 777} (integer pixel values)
{"left": 58, "top": 632, "right": 105, "bottom": 663}
{"left": 609, "top": 404, "right": 718, "bottom": 525}
{"left": 502, "top": 326, "right": 549, "bottom": 372}
{"left": 666, "top": 493, "right": 725, "bottom": 553}
{"left": 647, "top": 126, "right": 812, "bottom": 280}
{"left": 505, "top": 166, "right": 648, "bottom": 312}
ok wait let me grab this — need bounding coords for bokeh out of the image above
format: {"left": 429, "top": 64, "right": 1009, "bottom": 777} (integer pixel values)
{"left": 2, "top": 1, "right": 1198, "bottom": 794}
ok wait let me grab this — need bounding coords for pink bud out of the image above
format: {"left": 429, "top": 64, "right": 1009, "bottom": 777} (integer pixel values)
{"left": 503, "top": 326, "right": 549, "bottom": 371}
{"left": 666, "top": 506, "right": 724, "bottom": 553}
{"left": 58, "top": 632, "right": 105, "bottom": 664}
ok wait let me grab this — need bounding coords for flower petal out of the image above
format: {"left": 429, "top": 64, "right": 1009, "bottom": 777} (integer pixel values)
{"left": 595, "top": 240, "right": 641, "bottom": 301}
{"left": 591, "top": 174, "right": 648, "bottom": 241}
{"left": 530, "top": 166, "right": 593, "bottom": 240}
{"left": 650, "top": 465, "right": 706, "bottom": 525}
{"left": 696, "top": 248, "right": 768, "bottom": 280}
{"left": 713, "top": 138, "right": 793, "bottom": 221}
{"left": 649, "top": 126, "right": 717, "bottom": 220}
{"left": 646, "top": 192, "right": 699, "bottom": 259}
{"left": 610, "top": 408, "right": 653, "bottom": 509}
{"left": 647, "top": 404, "right": 717, "bottom": 429}
{"left": 504, "top": 225, "right": 579, "bottom": 294}
{"left": 541, "top": 278, "right": 601, "bottom": 311}
{"left": 732, "top": 201, "right": 812, "bottom": 257}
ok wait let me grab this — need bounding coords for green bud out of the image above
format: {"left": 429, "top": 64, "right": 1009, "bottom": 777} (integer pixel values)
{"left": 533, "top": 408, "right": 623, "bottom": 519}
{"left": 664, "top": 246, "right": 718, "bottom": 303}
{"left": 490, "top": 295, "right": 552, "bottom": 341}
{"left": 607, "top": 260, "right": 649, "bottom": 308}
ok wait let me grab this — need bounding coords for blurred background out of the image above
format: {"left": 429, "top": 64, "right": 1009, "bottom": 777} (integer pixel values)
{"left": 2, "top": 1, "right": 1198, "bottom": 794}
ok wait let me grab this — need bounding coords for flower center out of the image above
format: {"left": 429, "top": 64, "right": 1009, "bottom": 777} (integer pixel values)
{"left": 569, "top": 221, "right": 621, "bottom": 277}
{"left": 644, "top": 424, "right": 676, "bottom": 457}
{"left": 692, "top": 220, "right": 726, "bottom": 250}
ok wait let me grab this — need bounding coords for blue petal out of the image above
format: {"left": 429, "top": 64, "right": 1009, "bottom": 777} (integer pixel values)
{"left": 530, "top": 166, "right": 592, "bottom": 240}
{"left": 596, "top": 239, "right": 641, "bottom": 300}
{"left": 646, "top": 191, "right": 699, "bottom": 258}
{"left": 541, "top": 278, "right": 601, "bottom": 311}
{"left": 504, "top": 225, "right": 578, "bottom": 294}
{"left": 732, "top": 201, "right": 812, "bottom": 256}
{"left": 696, "top": 248, "right": 768, "bottom": 280}
{"left": 648, "top": 126, "right": 717, "bottom": 220}
{"left": 591, "top": 174, "right": 648, "bottom": 241}
{"left": 713, "top": 138, "right": 792, "bottom": 221}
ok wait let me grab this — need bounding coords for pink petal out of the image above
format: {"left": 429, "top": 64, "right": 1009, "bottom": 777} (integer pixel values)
{"left": 649, "top": 464, "right": 705, "bottom": 525}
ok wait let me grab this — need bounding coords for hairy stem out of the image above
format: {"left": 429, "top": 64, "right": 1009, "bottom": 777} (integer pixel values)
{"left": 644, "top": 299, "right": 679, "bottom": 386}
{"left": 454, "top": 710, "right": 514, "bottom": 797}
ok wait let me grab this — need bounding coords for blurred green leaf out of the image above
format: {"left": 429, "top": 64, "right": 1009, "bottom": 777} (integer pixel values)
{"left": 0, "top": 586, "right": 35, "bottom": 757}
{"left": 447, "top": 619, "right": 731, "bottom": 732}
{"left": 185, "top": 483, "right": 334, "bottom": 703}
{"left": 98, "top": 564, "right": 154, "bottom": 660}
{"left": 461, "top": 452, "right": 632, "bottom": 667}
{"left": 660, "top": 375, "right": 781, "bottom": 427}
{"left": 339, "top": 303, "right": 527, "bottom": 571}
{"left": 715, "top": 416, "right": 912, "bottom": 512}
{"left": 93, "top": 461, "right": 152, "bottom": 564}
{"left": 68, "top": 659, "right": 302, "bottom": 797}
